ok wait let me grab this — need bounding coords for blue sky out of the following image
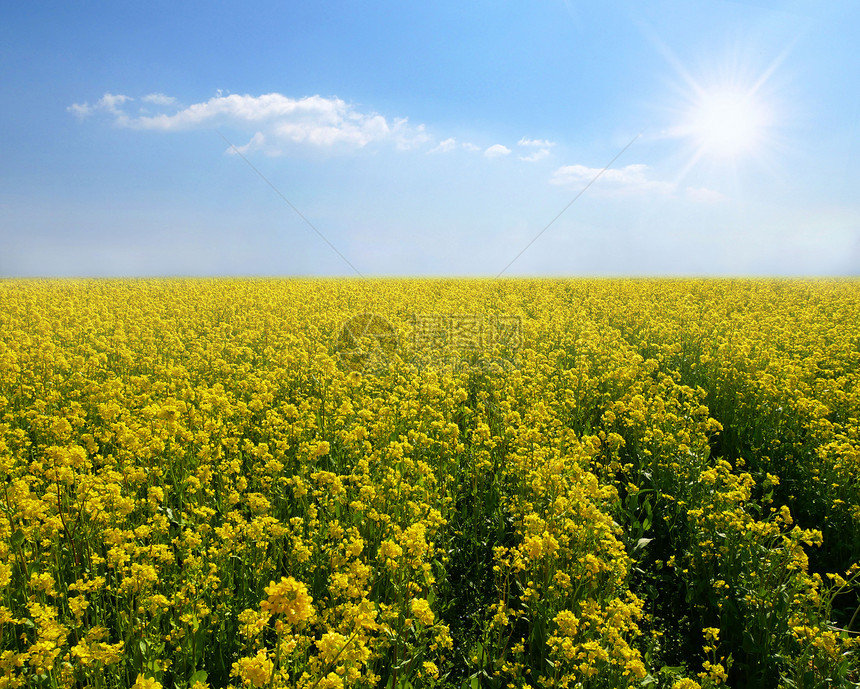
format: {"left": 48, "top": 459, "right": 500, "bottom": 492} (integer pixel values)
{"left": 1, "top": 0, "right": 858, "bottom": 277}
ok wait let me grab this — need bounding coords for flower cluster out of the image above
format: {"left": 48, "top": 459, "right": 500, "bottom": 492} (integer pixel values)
{"left": 0, "top": 278, "right": 858, "bottom": 688}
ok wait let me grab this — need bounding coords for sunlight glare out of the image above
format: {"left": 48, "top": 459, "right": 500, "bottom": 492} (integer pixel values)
{"left": 687, "top": 87, "right": 769, "bottom": 160}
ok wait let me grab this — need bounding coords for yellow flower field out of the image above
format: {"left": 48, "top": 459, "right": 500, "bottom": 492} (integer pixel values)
{"left": 0, "top": 278, "right": 858, "bottom": 688}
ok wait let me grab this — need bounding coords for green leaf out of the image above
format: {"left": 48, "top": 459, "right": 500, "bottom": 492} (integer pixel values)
{"left": 189, "top": 670, "right": 208, "bottom": 686}
{"left": 10, "top": 529, "right": 24, "bottom": 548}
{"left": 643, "top": 497, "right": 653, "bottom": 531}
{"left": 145, "top": 659, "right": 161, "bottom": 679}
{"left": 742, "top": 630, "right": 759, "bottom": 654}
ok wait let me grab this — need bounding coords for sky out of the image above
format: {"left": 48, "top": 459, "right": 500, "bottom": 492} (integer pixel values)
{"left": 1, "top": 0, "right": 859, "bottom": 277}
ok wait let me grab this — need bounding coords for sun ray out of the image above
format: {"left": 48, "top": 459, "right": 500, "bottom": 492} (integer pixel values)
{"left": 647, "top": 35, "right": 796, "bottom": 197}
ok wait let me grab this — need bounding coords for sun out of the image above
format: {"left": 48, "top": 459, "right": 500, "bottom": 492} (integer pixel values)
{"left": 684, "top": 86, "right": 770, "bottom": 161}
{"left": 653, "top": 38, "right": 789, "bottom": 175}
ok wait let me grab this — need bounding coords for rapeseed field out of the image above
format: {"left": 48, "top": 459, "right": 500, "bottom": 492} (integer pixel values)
{"left": 1, "top": 278, "right": 858, "bottom": 688}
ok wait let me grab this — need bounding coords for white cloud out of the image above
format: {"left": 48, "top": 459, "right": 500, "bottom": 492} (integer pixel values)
{"left": 518, "top": 137, "right": 555, "bottom": 148}
{"left": 70, "top": 92, "right": 579, "bottom": 163}
{"left": 428, "top": 137, "right": 490, "bottom": 154}
{"left": 429, "top": 137, "right": 457, "bottom": 154}
{"left": 68, "top": 93, "right": 133, "bottom": 120}
{"left": 141, "top": 93, "right": 177, "bottom": 106}
{"left": 67, "top": 103, "right": 92, "bottom": 118}
{"left": 517, "top": 136, "right": 555, "bottom": 162}
{"left": 227, "top": 131, "right": 266, "bottom": 155}
{"left": 392, "top": 118, "right": 431, "bottom": 150}
{"left": 485, "top": 144, "right": 511, "bottom": 158}
{"left": 98, "top": 93, "right": 133, "bottom": 113}
{"left": 69, "top": 91, "right": 430, "bottom": 154}
{"left": 520, "top": 148, "right": 550, "bottom": 163}
{"left": 550, "top": 163, "right": 676, "bottom": 195}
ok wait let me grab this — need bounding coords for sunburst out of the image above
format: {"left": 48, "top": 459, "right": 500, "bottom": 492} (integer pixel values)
{"left": 683, "top": 85, "right": 770, "bottom": 161}
{"left": 653, "top": 38, "right": 790, "bottom": 179}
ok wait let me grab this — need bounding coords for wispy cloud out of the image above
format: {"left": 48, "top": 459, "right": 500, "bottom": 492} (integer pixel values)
{"left": 69, "top": 91, "right": 431, "bottom": 153}
{"left": 141, "top": 93, "right": 177, "bottom": 106}
{"left": 550, "top": 163, "right": 676, "bottom": 195}
{"left": 485, "top": 144, "right": 511, "bottom": 158}
{"left": 549, "top": 163, "right": 723, "bottom": 202}
{"left": 518, "top": 137, "right": 554, "bottom": 148}
{"left": 428, "top": 138, "right": 496, "bottom": 155}
{"left": 517, "top": 136, "right": 554, "bottom": 162}
{"left": 520, "top": 149, "right": 551, "bottom": 162}
{"left": 428, "top": 137, "right": 457, "bottom": 154}
{"left": 68, "top": 93, "right": 133, "bottom": 122}
{"left": 69, "top": 91, "right": 571, "bottom": 167}
{"left": 227, "top": 131, "right": 266, "bottom": 156}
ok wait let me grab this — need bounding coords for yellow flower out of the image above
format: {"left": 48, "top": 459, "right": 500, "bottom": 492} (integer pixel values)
{"left": 524, "top": 535, "right": 542, "bottom": 560}
{"left": 0, "top": 563, "right": 11, "bottom": 589}
{"left": 131, "top": 675, "right": 163, "bottom": 689}
{"left": 315, "top": 672, "right": 344, "bottom": 689}
{"left": 378, "top": 539, "right": 403, "bottom": 567}
{"left": 671, "top": 680, "right": 702, "bottom": 689}
{"left": 231, "top": 649, "right": 273, "bottom": 688}
{"left": 260, "top": 576, "right": 314, "bottom": 625}
{"left": 238, "top": 608, "right": 271, "bottom": 638}
{"left": 553, "top": 610, "right": 579, "bottom": 637}
{"left": 411, "top": 597, "right": 435, "bottom": 626}
{"left": 316, "top": 631, "right": 350, "bottom": 664}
